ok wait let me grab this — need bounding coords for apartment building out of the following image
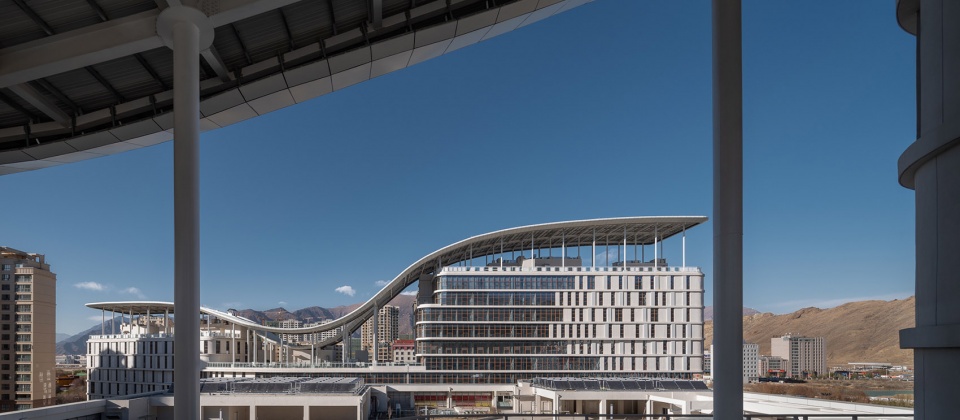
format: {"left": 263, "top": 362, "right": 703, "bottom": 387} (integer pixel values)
{"left": 0, "top": 247, "right": 56, "bottom": 412}
{"left": 360, "top": 305, "right": 399, "bottom": 354}
{"left": 770, "top": 334, "right": 826, "bottom": 379}
{"left": 707, "top": 341, "right": 759, "bottom": 383}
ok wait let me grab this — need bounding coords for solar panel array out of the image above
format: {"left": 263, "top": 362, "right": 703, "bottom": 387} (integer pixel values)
{"left": 233, "top": 377, "right": 304, "bottom": 394}
{"left": 300, "top": 377, "right": 363, "bottom": 394}
{"left": 199, "top": 377, "right": 246, "bottom": 393}
{"left": 199, "top": 376, "right": 364, "bottom": 394}
{"left": 531, "top": 378, "right": 709, "bottom": 392}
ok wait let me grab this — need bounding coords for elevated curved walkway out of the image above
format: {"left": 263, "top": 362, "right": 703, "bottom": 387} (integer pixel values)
{"left": 88, "top": 216, "right": 706, "bottom": 345}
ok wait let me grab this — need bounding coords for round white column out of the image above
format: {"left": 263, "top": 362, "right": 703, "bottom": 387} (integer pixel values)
{"left": 156, "top": 7, "right": 214, "bottom": 420}
{"left": 897, "top": 2, "right": 960, "bottom": 419}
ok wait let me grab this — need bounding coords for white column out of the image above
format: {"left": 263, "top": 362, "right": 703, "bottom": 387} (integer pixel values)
{"left": 343, "top": 328, "right": 349, "bottom": 363}
{"left": 591, "top": 229, "right": 596, "bottom": 268}
{"left": 303, "top": 405, "right": 309, "bottom": 420}
{"left": 712, "top": 0, "right": 744, "bottom": 419}
{"left": 372, "top": 306, "right": 379, "bottom": 365}
{"left": 231, "top": 323, "right": 236, "bottom": 367}
{"left": 599, "top": 399, "right": 607, "bottom": 415}
{"left": 172, "top": 15, "right": 201, "bottom": 420}
{"left": 897, "top": 2, "right": 960, "bottom": 419}
{"left": 156, "top": 6, "right": 214, "bottom": 420}
{"left": 682, "top": 226, "right": 687, "bottom": 268}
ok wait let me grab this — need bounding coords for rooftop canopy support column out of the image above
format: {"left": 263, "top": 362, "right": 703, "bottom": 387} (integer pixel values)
{"left": 712, "top": 0, "right": 744, "bottom": 419}
{"left": 372, "top": 305, "right": 379, "bottom": 366}
{"left": 157, "top": 6, "right": 214, "bottom": 420}
{"left": 897, "top": 2, "right": 960, "bottom": 419}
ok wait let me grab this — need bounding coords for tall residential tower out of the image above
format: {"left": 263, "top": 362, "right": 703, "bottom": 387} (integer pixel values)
{"left": 0, "top": 248, "right": 56, "bottom": 411}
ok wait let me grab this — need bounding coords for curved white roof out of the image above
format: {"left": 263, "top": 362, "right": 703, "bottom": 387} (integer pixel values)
{"left": 87, "top": 215, "right": 706, "bottom": 344}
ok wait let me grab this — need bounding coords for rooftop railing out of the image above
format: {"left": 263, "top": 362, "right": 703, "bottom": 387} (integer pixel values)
{"left": 441, "top": 266, "right": 700, "bottom": 274}
{"left": 204, "top": 361, "right": 424, "bottom": 369}
{"left": 89, "top": 333, "right": 171, "bottom": 340}
{"left": 391, "top": 415, "right": 913, "bottom": 420}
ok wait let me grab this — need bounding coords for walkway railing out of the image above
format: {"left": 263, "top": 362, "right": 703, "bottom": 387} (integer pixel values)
{"left": 204, "top": 361, "right": 423, "bottom": 369}
{"left": 390, "top": 415, "right": 914, "bottom": 420}
{"left": 441, "top": 266, "right": 701, "bottom": 273}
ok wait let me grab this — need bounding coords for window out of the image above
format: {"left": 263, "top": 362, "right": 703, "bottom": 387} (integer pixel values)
{"left": 620, "top": 324, "right": 625, "bottom": 338}
{"left": 1, "top": 265, "right": 10, "bottom": 271}
{"left": 587, "top": 276, "right": 595, "bottom": 289}
{"left": 651, "top": 308, "right": 659, "bottom": 322}
{"left": 599, "top": 293, "right": 603, "bottom": 306}
{"left": 614, "top": 308, "right": 623, "bottom": 322}
{"left": 626, "top": 292, "right": 631, "bottom": 306}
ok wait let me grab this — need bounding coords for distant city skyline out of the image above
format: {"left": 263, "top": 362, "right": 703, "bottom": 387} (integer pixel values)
{"left": 1, "top": 1, "right": 916, "bottom": 334}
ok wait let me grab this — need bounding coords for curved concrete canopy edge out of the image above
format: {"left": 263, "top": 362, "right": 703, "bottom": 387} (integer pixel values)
{"left": 0, "top": 0, "right": 592, "bottom": 176}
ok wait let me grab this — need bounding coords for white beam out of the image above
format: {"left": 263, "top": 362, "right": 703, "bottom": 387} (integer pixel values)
{"left": 7, "top": 83, "right": 71, "bottom": 127}
{"left": 0, "top": 10, "right": 163, "bottom": 89}
{"left": 0, "top": 0, "right": 305, "bottom": 89}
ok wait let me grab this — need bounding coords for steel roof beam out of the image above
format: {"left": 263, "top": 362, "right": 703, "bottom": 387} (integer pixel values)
{"left": 230, "top": 24, "right": 253, "bottom": 65}
{"left": 85, "top": 66, "right": 124, "bottom": 103}
{"left": 370, "top": 0, "right": 382, "bottom": 29}
{"left": 85, "top": 0, "right": 110, "bottom": 22}
{"left": 200, "top": 47, "right": 232, "bottom": 82}
{"left": 0, "top": 90, "right": 36, "bottom": 122}
{"left": 12, "top": 0, "right": 55, "bottom": 36}
{"left": 135, "top": 54, "right": 169, "bottom": 90}
{"left": 35, "top": 79, "right": 80, "bottom": 115}
{"left": 7, "top": 83, "right": 71, "bottom": 127}
{"left": 0, "top": 0, "right": 307, "bottom": 89}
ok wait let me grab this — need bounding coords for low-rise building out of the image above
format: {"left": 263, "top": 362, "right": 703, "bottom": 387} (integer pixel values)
{"left": 393, "top": 340, "right": 415, "bottom": 364}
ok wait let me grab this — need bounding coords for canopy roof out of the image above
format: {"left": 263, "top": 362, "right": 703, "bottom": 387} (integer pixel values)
{"left": 87, "top": 215, "right": 706, "bottom": 346}
{"left": 0, "top": 0, "right": 590, "bottom": 174}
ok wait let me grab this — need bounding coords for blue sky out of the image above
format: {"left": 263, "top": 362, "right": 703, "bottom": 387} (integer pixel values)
{"left": 1, "top": 1, "right": 916, "bottom": 335}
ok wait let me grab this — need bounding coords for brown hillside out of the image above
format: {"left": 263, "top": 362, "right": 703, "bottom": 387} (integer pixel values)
{"left": 705, "top": 297, "right": 915, "bottom": 368}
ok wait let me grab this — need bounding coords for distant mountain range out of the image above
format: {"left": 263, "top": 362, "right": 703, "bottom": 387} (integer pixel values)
{"left": 56, "top": 294, "right": 417, "bottom": 355}
{"left": 703, "top": 306, "right": 759, "bottom": 321}
{"left": 705, "top": 297, "right": 915, "bottom": 367}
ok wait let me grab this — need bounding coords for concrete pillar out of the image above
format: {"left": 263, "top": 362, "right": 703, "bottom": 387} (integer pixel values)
{"left": 535, "top": 395, "right": 541, "bottom": 414}
{"left": 897, "top": 2, "right": 960, "bottom": 420}
{"left": 303, "top": 405, "right": 308, "bottom": 420}
{"left": 645, "top": 400, "right": 653, "bottom": 416}
{"left": 599, "top": 399, "right": 607, "bottom": 415}
{"left": 249, "top": 406, "right": 256, "bottom": 420}
{"left": 372, "top": 305, "right": 379, "bottom": 365}
{"left": 156, "top": 6, "right": 214, "bottom": 420}
{"left": 712, "top": 1, "right": 744, "bottom": 419}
